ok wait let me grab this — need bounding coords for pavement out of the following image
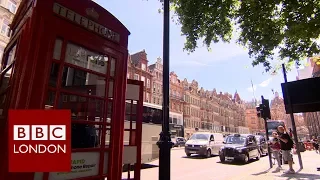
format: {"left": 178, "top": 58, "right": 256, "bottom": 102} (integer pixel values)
{"left": 122, "top": 149, "right": 320, "bottom": 180}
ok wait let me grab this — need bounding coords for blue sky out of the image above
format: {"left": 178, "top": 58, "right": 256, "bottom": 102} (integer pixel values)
{"left": 96, "top": 0, "right": 299, "bottom": 102}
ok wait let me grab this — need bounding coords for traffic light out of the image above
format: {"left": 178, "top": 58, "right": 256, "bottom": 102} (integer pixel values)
{"left": 256, "top": 96, "right": 271, "bottom": 120}
{"left": 256, "top": 105, "right": 261, "bottom": 118}
{"left": 262, "top": 98, "right": 271, "bottom": 120}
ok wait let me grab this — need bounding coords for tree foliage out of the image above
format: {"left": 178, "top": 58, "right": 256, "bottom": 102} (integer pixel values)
{"left": 169, "top": 0, "right": 320, "bottom": 72}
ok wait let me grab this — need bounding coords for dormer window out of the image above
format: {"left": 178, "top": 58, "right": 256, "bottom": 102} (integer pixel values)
{"left": 141, "top": 63, "right": 146, "bottom": 71}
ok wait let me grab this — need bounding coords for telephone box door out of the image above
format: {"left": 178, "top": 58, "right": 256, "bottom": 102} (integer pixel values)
{"left": 0, "top": 0, "right": 130, "bottom": 180}
{"left": 122, "top": 79, "right": 143, "bottom": 180}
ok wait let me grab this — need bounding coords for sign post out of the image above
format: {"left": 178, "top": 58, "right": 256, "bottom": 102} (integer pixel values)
{"left": 281, "top": 64, "right": 303, "bottom": 169}
{"left": 157, "top": 0, "right": 173, "bottom": 180}
{"left": 259, "top": 96, "right": 273, "bottom": 169}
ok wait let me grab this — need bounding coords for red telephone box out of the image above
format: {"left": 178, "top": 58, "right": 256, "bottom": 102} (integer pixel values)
{"left": 0, "top": 0, "right": 142, "bottom": 179}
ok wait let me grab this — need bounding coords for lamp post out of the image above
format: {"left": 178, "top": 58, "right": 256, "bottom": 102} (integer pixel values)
{"left": 157, "top": 0, "right": 173, "bottom": 180}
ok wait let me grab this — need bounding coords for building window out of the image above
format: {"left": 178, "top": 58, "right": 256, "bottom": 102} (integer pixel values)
{"left": 127, "top": 73, "right": 130, "bottom": 79}
{"left": 8, "top": 0, "right": 17, "bottom": 14}
{"left": 134, "top": 73, "right": 139, "bottom": 80}
{"left": 141, "top": 76, "right": 145, "bottom": 86}
{"left": 0, "top": 47, "right": 4, "bottom": 62}
{"left": 1, "top": 21, "right": 9, "bottom": 37}
{"left": 141, "top": 63, "right": 146, "bottom": 71}
{"left": 146, "top": 93, "right": 149, "bottom": 102}
{"left": 153, "top": 97, "right": 156, "bottom": 104}
{"left": 153, "top": 82, "right": 156, "bottom": 93}
{"left": 147, "top": 78, "right": 150, "bottom": 88}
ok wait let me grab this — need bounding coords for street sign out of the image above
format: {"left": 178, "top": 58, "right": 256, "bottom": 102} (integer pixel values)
{"left": 281, "top": 77, "right": 320, "bottom": 113}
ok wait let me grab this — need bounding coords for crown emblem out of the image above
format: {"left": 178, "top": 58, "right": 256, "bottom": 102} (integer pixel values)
{"left": 86, "top": 8, "right": 99, "bottom": 20}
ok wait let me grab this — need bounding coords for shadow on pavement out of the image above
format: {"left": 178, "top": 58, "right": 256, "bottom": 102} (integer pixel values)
{"left": 251, "top": 168, "right": 272, "bottom": 175}
{"left": 217, "top": 159, "right": 259, "bottom": 166}
{"left": 181, "top": 155, "right": 218, "bottom": 159}
{"left": 280, "top": 173, "right": 320, "bottom": 179}
{"left": 122, "top": 164, "right": 159, "bottom": 172}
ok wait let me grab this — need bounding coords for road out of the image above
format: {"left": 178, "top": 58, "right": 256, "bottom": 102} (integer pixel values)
{"left": 122, "top": 148, "right": 320, "bottom": 180}
{"left": 122, "top": 148, "right": 273, "bottom": 180}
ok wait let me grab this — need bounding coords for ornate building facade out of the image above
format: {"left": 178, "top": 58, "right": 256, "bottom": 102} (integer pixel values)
{"left": 148, "top": 57, "right": 163, "bottom": 105}
{"left": 169, "top": 72, "right": 184, "bottom": 136}
{"left": 270, "top": 92, "right": 291, "bottom": 127}
{"left": 182, "top": 78, "right": 248, "bottom": 138}
{"left": 0, "top": 0, "right": 20, "bottom": 62}
{"left": 127, "top": 50, "right": 153, "bottom": 102}
{"left": 302, "top": 56, "right": 320, "bottom": 137}
{"left": 126, "top": 50, "right": 248, "bottom": 138}
{"left": 245, "top": 100, "right": 264, "bottom": 133}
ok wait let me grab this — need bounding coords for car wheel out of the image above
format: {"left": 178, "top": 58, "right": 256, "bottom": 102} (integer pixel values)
{"left": 256, "top": 152, "right": 261, "bottom": 160}
{"left": 186, "top": 153, "right": 191, "bottom": 157}
{"left": 243, "top": 154, "right": 249, "bottom": 164}
{"left": 219, "top": 155, "right": 225, "bottom": 162}
{"left": 206, "top": 149, "right": 211, "bottom": 158}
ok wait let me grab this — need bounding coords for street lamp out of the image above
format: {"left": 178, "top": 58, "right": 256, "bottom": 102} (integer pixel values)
{"left": 156, "top": 0, "right": 173, "bottom": 180}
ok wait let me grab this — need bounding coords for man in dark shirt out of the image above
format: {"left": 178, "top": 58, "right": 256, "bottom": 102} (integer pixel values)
{"left": 276, "top": 126, "right": 295, "bottom": 174}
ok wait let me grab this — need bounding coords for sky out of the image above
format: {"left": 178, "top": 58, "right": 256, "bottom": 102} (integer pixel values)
{"left": 96, "top": 0, "right": 300, "bottom": 102}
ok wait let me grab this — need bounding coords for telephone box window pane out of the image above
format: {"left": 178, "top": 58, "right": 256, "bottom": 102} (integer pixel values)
{"left": 107, "top": 101, "right": 112, "bottom": 120}
{"left": 0, "top": 66, "right": 13, "bottom": 94}
{"left": 0, "top": 94, "right": 6, "bottom": 115}
{"left": 110, "top": 57, "right": 115, "bottom": 77}
{"left": 53, "top": 39, "right": 63, "bottom": 60}
{"left": 45, "top": 91, "right": 55, "bottom": 109}
{"left": 49, "top": 63, "right": 59, "bottom": 87}
{"left": 71, "top": 124, "right": 101, "bottom": 149}
{"left": 58, "top": 93, "right": 104, "bottom": 122}
{"left": 61, "top": 66, "right": 106, "bottom": 97}
{"left": 108, "top": 79, "right": 113, "bottom": 98}
{"left": 105, "top": 125, "right": 111, "bottom": 146}
{"left": 125, "top": 101, "right": 131, "bottom": 114}
{"left": 6, "top": 45, "right": 16, "bottom": 67}
{"left": 65, "top": 43, "right": 108, "bottom": 74}
{"left": 123, "top": 130, "right": 130, "bottom": 145}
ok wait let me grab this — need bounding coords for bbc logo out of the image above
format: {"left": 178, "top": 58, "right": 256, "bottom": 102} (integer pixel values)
{"left": 9, "top": 110, "right": 71, "bottom": 172}
{"left": 13, "top": 125, "right": 66, "bottom": 141}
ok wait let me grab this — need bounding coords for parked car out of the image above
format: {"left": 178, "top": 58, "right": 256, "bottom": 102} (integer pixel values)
{"left": 185, "top": 132, "right": 224, "bottom": 158}
{"left": 255, "top": 135, "right": 268, "bottom": 156}
{"left": 172, "top": 137, "right": 186, "bottom": 147}
{"left": 219, "top": 134, "right": 260, "bottom": 163}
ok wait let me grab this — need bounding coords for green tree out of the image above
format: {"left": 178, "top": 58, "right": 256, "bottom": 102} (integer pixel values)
{"left": 168, "top": 0, "right": 320, "bottom": 72}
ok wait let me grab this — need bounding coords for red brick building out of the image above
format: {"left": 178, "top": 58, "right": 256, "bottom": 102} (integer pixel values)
{"left": 169, "top": 71, "right": 184, "bottom": 114}
{"left": 127, "top": 50, "right": 153, "bottom": 102}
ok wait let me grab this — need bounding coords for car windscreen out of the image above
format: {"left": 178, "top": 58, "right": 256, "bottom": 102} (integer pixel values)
{"left": 189, "top": 134, "right": 209, "bottom": 140}
{"left": 225, "top": 136, "right": 246, "bottom": 145}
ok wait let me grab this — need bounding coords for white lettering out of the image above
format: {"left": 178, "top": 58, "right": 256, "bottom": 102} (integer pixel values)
{"left": 13, "top": 144, "right": 19, "bottom": 153}
{"left": 38, "top": 144, "right": 46, "bottom": 153}
{"left": 14, "top": 125, "right": 30, "bottom": 140}
{"left": 53, "top": 3, "right": 120, "bottom": 43}
{"left": 19, "top": 144, "right": 28, "bottom": 153}
{"left": 29, "top": 144, "right": 37, "bottom": 153}
{"left": 47, "top": 144, "right": 56, "bottom": 153}
{"left": 13, "top": 144, "right": 67, "bottom": 154}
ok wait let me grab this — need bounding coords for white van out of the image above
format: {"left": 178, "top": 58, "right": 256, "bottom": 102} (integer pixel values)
{"left": 184, "top": 132, "right": 224, "bottom": 158}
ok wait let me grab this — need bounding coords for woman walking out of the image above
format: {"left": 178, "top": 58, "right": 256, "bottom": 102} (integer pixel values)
{"left": 270, "top": 131, "right": 282, "bottom": 171}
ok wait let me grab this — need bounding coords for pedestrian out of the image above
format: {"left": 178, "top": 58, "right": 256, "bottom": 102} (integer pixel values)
{"left": 311, "top": 136, "right": 319, "bottom": 154}
{"left": 276, "top": 125, "right": 295, "bottom": 174}
{"left": 270, "top": 131, "right": 282, "bottom": 171}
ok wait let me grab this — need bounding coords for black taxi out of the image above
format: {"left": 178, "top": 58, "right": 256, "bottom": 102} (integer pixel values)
{"left": 219, "top": 134, "right": 260, "bottom": 163}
